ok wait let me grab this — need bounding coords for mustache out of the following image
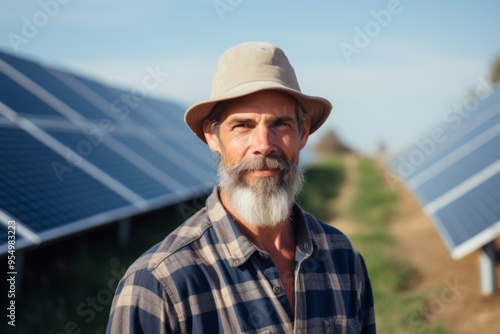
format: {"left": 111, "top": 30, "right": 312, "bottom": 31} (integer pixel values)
{"left": 223, "top": 155, "right": 295, "bottom": 175}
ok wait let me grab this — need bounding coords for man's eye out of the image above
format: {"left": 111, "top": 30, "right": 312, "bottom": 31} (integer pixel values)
{"left": 233, "top": 124, "right": 251, "bottom": 130}
{"left": 274, "top": 121, "right": 291, "bottom": 128}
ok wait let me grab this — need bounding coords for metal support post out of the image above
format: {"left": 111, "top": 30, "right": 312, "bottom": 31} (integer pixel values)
{"left": 478, "top": 241, "right": 497, "bottom": 295}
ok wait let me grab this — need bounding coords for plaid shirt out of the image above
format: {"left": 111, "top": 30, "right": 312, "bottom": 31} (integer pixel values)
{"left": 107, "top": 187, "right": 376, "bottom": 333}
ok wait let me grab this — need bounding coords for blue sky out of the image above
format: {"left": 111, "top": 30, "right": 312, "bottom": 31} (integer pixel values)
{"left": 1, "top": 0, "right": 499, "bottom": 154}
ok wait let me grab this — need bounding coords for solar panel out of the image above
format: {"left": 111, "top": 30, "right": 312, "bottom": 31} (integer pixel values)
{"left": 389, "top": 85, "right": 500, "bottom": 260}
{"left": 46, "top": 130, "right": 174, "bottom": 199}
{"left": 0, "top": 126, "right": 131, "bottom": 232}
{"left": 0, "top": 71, "right": 62, "bottom": 118}
{"left": 435, "top": 174, "right": 500, "bottom": 248}
{"left": 0, "top": 50, "right": 217, "bottom": 254}
{"left": 47, "top": 70, "right": 215, "bottom": 169}
{"left": 415, "top": 137, "right": 499, "bottom": 203}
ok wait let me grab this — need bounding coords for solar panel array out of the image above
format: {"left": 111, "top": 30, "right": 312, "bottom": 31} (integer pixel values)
{"left": 389, "top": 85, "right": 500, "bottom": 259}
{"left": 0, "top": 50, "right": 217, "bottom": 254}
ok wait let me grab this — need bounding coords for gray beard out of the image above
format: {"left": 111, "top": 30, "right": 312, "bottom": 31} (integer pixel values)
{"left": 218, "top": 155, "right": 304, "bottom": 228}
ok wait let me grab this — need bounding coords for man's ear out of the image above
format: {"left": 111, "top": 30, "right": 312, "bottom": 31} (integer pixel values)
{"left": 203, "top": 120, "right": 221, "bottom": 153}
{"left": 299, "top": 116, "right": 311, "bottom": 150}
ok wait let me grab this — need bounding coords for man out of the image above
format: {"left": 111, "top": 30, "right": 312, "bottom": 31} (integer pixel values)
{"left": 107, "top": 41, "right": 376, "bottom": 333}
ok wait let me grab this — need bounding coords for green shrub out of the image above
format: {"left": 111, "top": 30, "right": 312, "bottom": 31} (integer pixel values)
{"left": 297, "top": 158, "right": 345, "bottom": 220}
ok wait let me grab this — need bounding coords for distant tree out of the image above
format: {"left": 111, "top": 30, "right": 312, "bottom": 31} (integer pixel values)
{"left": 314, "top": 129, "right": 353, "bottom": 155}
{"left": 491, "top": 55, "right": 500, "bottom": 84}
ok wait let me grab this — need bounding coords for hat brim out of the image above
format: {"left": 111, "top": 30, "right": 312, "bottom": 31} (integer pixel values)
{"left": 185, "top": 81, "right": 332, "bottom": 143}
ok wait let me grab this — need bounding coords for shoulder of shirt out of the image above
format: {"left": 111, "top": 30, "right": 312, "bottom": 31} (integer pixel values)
{"left": 121, "top": 206, "right": 213, "bottom": 280}
{"left": 301, "top": 209, "right": 361, "bottom": 255}
{"left": 301, "top": 209, "right": 347, "bottom": 237}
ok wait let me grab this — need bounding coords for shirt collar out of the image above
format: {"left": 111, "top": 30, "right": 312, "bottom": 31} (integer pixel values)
{"left": 291, "top": 204, "right": 317, "bottom": 257}
{"left": 206, "top": 187, "right": 317, "bottom": 267}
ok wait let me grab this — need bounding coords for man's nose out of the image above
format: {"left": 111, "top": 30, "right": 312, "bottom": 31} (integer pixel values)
{"left": 251, "top": 126, "right": 276, "bottom": 156}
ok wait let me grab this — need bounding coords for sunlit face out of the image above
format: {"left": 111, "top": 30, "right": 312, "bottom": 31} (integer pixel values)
{"left": 203, "top": 90, "right": 311, "bottom": 183}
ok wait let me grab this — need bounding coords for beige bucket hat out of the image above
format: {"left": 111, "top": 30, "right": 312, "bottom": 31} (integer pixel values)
{"left": 184, "top": 41, "right": 332, "bottom": 143}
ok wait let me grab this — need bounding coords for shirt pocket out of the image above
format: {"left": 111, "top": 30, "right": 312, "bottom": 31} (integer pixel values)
{"left": 324, "top": 317, "right": 360, "bottom": 334}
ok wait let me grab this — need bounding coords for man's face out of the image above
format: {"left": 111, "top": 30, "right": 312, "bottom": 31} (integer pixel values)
{"left": 203, "top": 90, "right": 311, "bottom": 181}
{"left": 203, "top": 90, "right": 311, "bottom": 228}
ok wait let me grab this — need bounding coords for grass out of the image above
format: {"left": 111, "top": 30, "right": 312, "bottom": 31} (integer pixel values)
{"left": 296, "top": 156, "right": 345, "bottom": 220}
{"left": 347, "top": 158, "right": 448, "bottom": 334}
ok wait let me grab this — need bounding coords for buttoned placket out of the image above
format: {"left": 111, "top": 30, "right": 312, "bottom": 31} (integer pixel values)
{"left": 251, "top": 239, "right": 315, "bottom": 332}
{"left": 253, "top": 251, "right": 293, "bottom": 321}
{"left": 292, "top": 240, "right": 315, "bottom": 334}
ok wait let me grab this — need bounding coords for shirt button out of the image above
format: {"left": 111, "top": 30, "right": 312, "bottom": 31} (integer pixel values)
{"left": 272, "top": 285, "right": 282, "bottom": 294}
{"left": 303, "top": 242, "right": 309, "bottom": 250}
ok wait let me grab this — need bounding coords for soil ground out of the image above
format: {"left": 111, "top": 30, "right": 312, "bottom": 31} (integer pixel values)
{"left": 329, "top": 154, "right": 500, "bottom": 333}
